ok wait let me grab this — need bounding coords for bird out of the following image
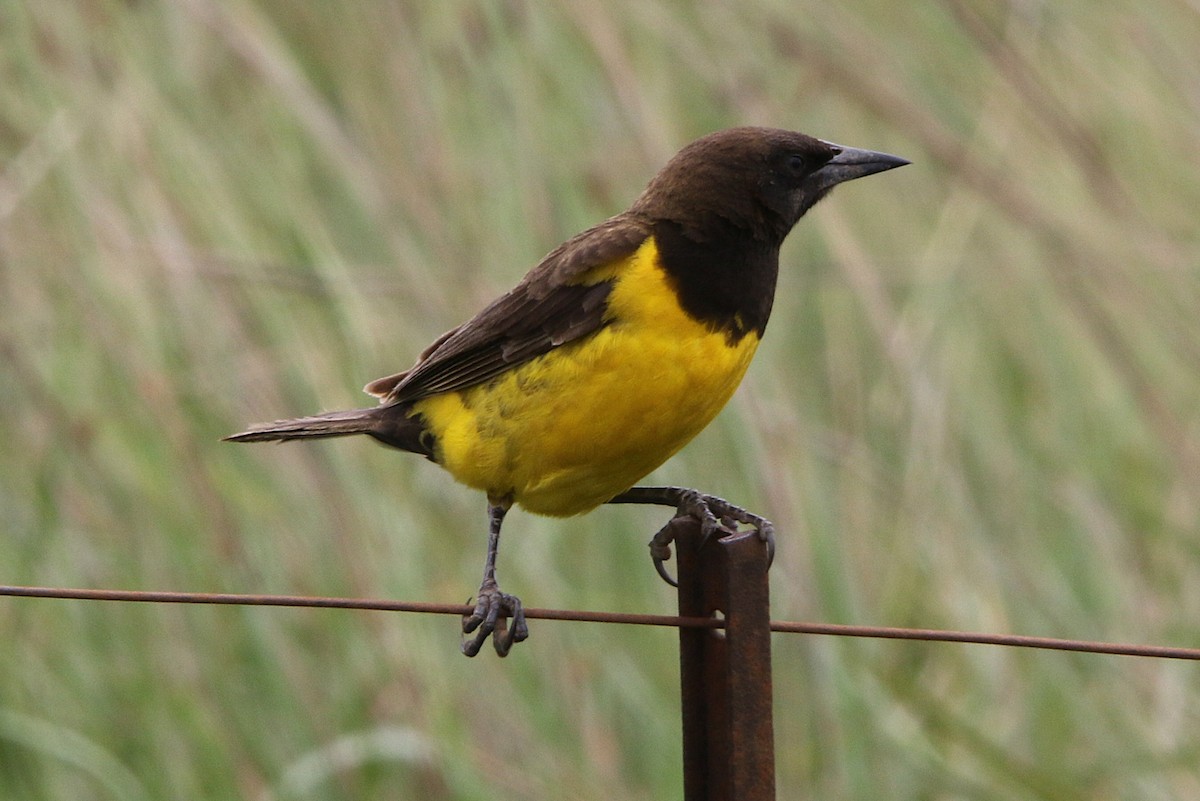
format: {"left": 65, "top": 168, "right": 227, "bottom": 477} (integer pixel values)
{"left": 226, "top": 127, "right": 908, "bottom": 657}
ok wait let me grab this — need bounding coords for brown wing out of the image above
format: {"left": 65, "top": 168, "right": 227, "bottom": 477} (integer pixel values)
{"left": 366, "top": 213, "right": 651, "bottom": 404}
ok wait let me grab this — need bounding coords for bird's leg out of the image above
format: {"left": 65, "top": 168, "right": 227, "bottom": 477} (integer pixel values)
{"left": 606, "top": 486, "right": 775, "bottom": 587}
{"left": 461, "top": 495, "right": 529, "bottom": 657}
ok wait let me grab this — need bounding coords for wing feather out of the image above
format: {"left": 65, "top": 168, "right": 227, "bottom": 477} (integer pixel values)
{"left": 373, "top": 213, "right": 650, "bottom": 403}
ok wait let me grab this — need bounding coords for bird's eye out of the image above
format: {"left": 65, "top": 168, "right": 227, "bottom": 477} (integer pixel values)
{"left": 785, "top": 154, "right": 807, "bottom": 175}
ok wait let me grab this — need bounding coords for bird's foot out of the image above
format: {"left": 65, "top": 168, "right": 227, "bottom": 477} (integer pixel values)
{"left": 648, "top": 489, "right": 775, "bottom": 587}
{"left": 461, "top": 578, "right": 529, "bottom": 657}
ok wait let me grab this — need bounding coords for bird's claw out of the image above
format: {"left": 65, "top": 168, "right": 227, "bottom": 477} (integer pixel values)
{"left": 649, "top": 517, "right": 686, "bottom": 587}
{"left": 646, "top": 491, "right": 775, "bottom": 587}
{"left": 461, "top": 580, "right": 529, "bottom": 657}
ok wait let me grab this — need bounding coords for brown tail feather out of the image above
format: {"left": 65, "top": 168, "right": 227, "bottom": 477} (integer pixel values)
{"left": 224, "top": 408, "right": 379, "bottom": 443}
{"left": 225, "top": 405, "right": 434, "bottom": 458}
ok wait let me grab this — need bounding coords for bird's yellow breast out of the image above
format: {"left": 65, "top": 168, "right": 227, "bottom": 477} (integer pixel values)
{"left": 411, "top": 237, "right": 759, "bottom": 516}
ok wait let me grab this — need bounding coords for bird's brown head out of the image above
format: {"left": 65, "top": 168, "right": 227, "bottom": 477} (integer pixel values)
{"left": 626, "top": 127, "right": 907, "bottom": 341}
{"left": 633, "top": 126, "right": 909, "bottom": 245}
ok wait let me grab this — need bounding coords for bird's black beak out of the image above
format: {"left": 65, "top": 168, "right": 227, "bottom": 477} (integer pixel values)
{"left": 812, "top": 142, "right": 910, "bottom": 194}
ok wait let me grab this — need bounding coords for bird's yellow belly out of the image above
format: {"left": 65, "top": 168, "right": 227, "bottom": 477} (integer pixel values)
{"left": 411, "top": 239, "right": 759, "bottom": 516}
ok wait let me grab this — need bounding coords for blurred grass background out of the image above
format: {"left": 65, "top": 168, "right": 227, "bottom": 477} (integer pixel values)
{"left": 2, "top": 0, "right": 1199, "bottom": 798}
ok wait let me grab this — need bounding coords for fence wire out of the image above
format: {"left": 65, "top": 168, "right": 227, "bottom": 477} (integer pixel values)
{"left": 3, "top": 584, "right": 1198, "bottom": 660}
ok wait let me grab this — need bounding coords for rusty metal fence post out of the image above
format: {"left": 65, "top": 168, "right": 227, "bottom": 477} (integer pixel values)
{"left": 674, "top": 518, "right": 776, "bottom": 801}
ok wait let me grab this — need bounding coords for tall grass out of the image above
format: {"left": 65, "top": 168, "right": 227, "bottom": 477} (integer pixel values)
{"left": 2, "top": 1, "right": 1198, "bottom": 798}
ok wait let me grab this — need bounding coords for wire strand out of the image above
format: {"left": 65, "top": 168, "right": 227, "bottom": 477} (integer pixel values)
{"left": 3, "top": 584, "right": 1198, "bottom": 660}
